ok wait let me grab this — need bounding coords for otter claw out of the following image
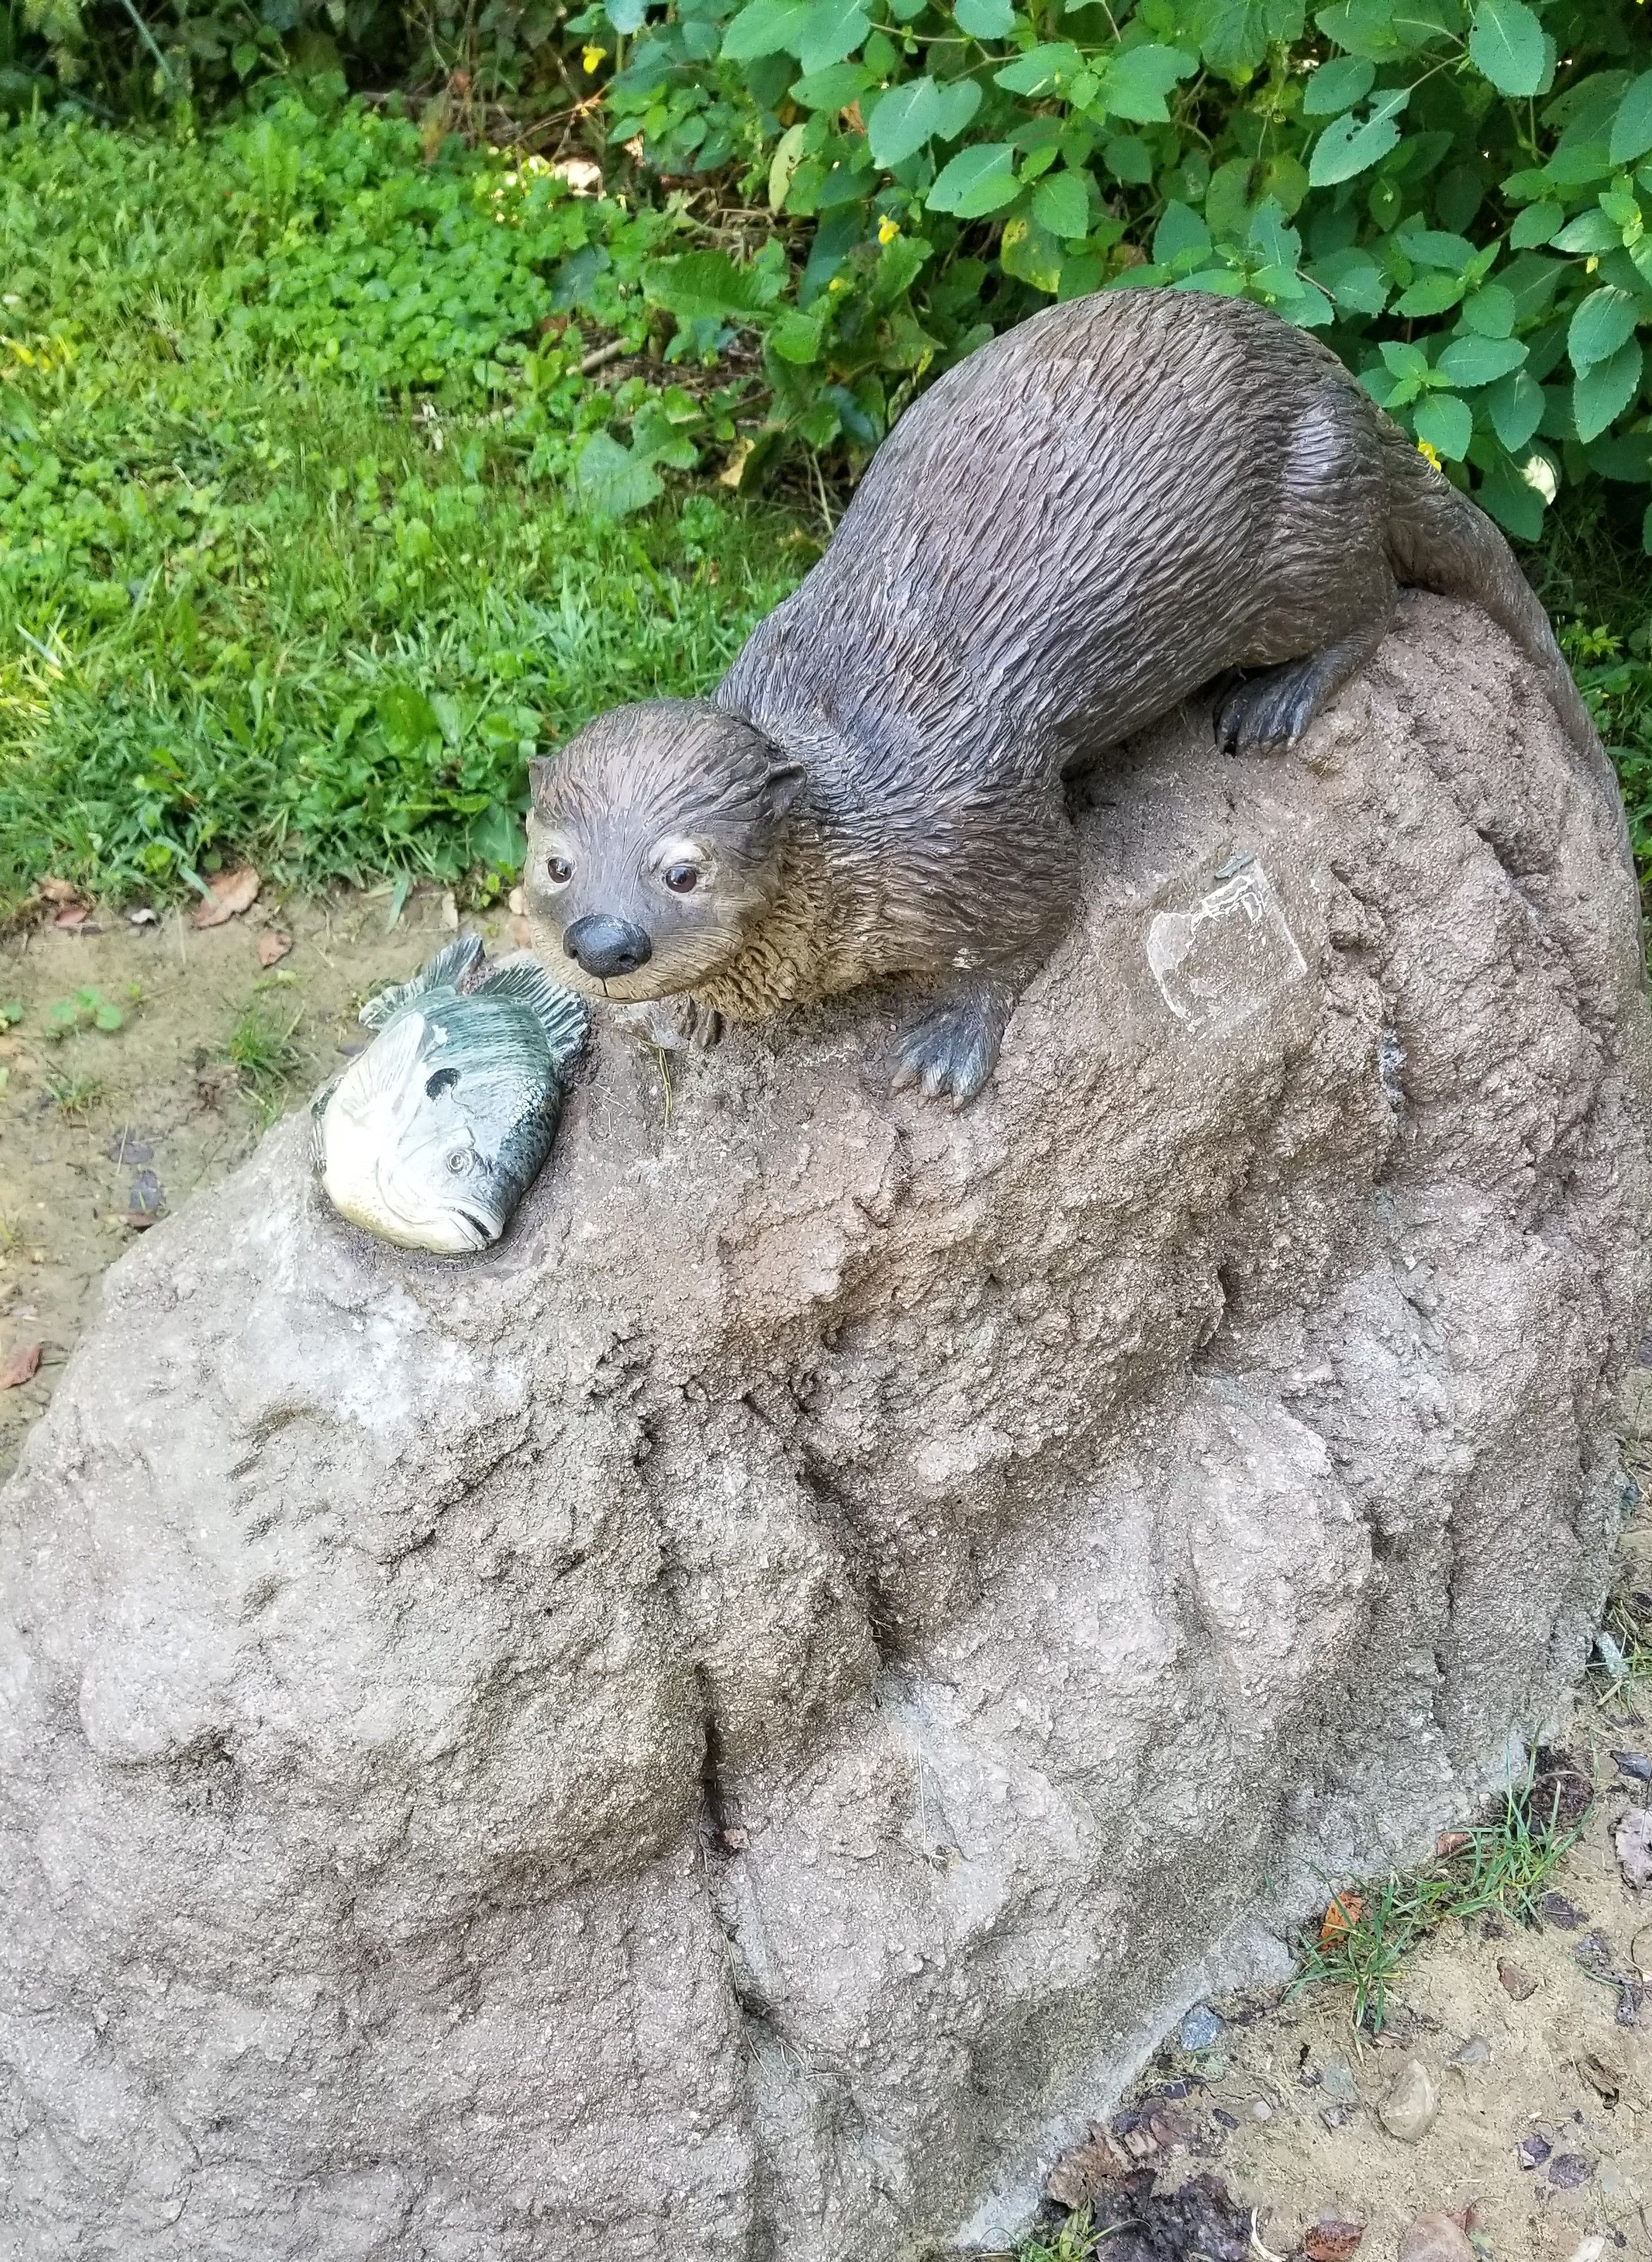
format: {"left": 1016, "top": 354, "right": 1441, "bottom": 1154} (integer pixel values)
{"left": 610, "top": 997, "right": 723, "bottom": 1052}
{"left": 892, "top": 1003, "right": 999, "bottom": 1106}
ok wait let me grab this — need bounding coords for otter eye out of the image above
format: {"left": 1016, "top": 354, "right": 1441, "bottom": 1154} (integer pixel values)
{"left": 445, "top": 1147, "right": 473, "bottom": 1176}
{"left": 545, "top": 855, "right": 574, "bottom": 888}
{"left": 663, "top": 863, "right": 700, "bottom": 895}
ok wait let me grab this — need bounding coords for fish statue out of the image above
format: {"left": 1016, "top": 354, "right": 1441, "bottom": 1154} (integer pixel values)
{"left": 314, "top": 933, "right": 588, "bottom": 1254}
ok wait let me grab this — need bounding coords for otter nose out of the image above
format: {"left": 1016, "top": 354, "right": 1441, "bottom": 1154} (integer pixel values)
{"left": 563, "top": 914, "right": 652, "bottom": 980}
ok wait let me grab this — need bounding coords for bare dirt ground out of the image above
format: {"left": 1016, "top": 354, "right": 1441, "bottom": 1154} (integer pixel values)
{"left": 2, "top": 898, "right": 1648, "bottom": 2262}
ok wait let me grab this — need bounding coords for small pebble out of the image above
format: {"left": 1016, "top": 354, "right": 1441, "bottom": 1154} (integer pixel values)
{"left": 1541, "top": 1892, "right": 1586, "bottom": 1930}
{"left": 1549, "top": 2153, "right": 1592, "bottom": 2190}
{"left": 1178, "top": 2003, "right": 1224, "bottom": 2052}
{"left": 1397, "top": 2215, "right": 1474, "bottom": 2262}
{"left": 1450, "top": 2035, "right": 1491, "bottom": 2065}
{"left": 1250, "top": 2098, "right": 1273, "bottom": 2121}
{"left": 1211, "top": 2108, "right": 1237, "bottom": 2130}
{"left": 1318, "top": 2056, "right": 1358, "bottom": 2104}
{"left": 1499, "top": 1958, "right": 1538, "bottom": 2000}
{"left": 1518, "top": 2133, "right": 1552, "bottom": 2169}
{"left": 1377, "top": 2056, "right": 1437, "bottom": 2143}
{"left": 1613, "top": 1749, "right": 1652, "bottom": 1783}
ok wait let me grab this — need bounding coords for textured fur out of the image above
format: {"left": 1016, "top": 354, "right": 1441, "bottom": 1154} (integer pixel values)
{"left": 529, "top": 289, "right": 1610, "bottom": 1101}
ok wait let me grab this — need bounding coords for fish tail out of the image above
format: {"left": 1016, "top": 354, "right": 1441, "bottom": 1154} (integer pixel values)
{"left": 475, "top": 954, "right": 591, "bottom": 1070}
{"left": 360, "top": 933, "right": 485, "bottom": 1029}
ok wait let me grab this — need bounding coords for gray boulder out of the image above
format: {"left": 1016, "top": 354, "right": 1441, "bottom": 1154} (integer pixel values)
{"left": 2, "top": 596, "right": 1648, "bottom": 2261}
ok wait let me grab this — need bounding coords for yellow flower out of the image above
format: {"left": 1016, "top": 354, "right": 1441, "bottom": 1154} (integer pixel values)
{"left": 1417, "top": 439, "right": 1443, "bottom": 472}
{"left": 878, "top": 215, "right": 900, "bottom": 246}
{"left": 582, "top": 44, "right": 606, "bottom": 72}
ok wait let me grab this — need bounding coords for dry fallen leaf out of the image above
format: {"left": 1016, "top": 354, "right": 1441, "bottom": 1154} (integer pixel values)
{"left": 507, "top": 885, "right": 526, "bottom": 915}
{"left": 1615, "top": 1807, "right": 1652, "bottom": 1891}
{"left": 52, "top": 904, "right": 89, "bottom": 929}
{"left": 191, "top": 867, "right": 260, "bottom": 929}
{"left": 1304, "top": 2220, "right": 1364, "bottom": 2262}
{"left": 1045, "top": 2123, "right": 1128, "bottom": 2209}
{"left": 0, "top": 1341, "right": 42, "bottom": 1390}
{"left": 37, "top": 876, "right": 78, "bottom": 905}
{"left": 257, "top": 930, "right": 293, "bottom": 968}
{"left": 1435, "top": 1829, "right": 1471, "bottom": 1858}
{"left": 1320, "top": 1892, "right": 1364, "bottom": 1945}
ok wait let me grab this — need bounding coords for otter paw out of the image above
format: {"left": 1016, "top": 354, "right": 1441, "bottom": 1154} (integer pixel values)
{"left": 610, "top": 997, "right": 724, "bottom": 1052}
{"left": 1215, "top": 664, "right": 1323, "bottom": 755}
{"left": 891, "top": 1000, "right": 1000, "bottom": 1107}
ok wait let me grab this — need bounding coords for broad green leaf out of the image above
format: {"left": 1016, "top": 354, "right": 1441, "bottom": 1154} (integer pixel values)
{"left": 932, "top": 79, "right": 983, "bottom": 139}
{"left": 1100, "top": 43, "right": 1197, "bottom": 124}
{"left": 926, "top": 141, "right": 1020, "bottom": 216}
{"left": 1000, "top": 213, "right": 1064, "bottom": 294}
{"left": 1395, "top": 272, "right": 1465, "bottom": 316}
{"left": 789, "top": 61, "right": 871, "bottom": 107}
{"left": 1468, "top": 0, "right": 1546, "bottom": 99}
{"left": 1413, "top": 392, "right": 1472, "bottom": 459}
{"left": 1380, "top": 339, "right": 1431, "bottom": 380}
{"left": 1574, "top": 336, "right": 1644, "bottom": 443}
{"left": 1104, "top": 133, "right": 1156, "bottom": 184}
{"left": 607, "top": 0, "right": 648, "bottom": 27}
{"left": 1306, "top": 245, "right": 1388, "bottom": 314}
{"left": 574, "top": 433, "right": 663, "bottom": 519}
{"left": 1508, "top": 199, "right": 1563, "bottom": 248}
{"left": 1460, "top": 283, "right": 1516, "bottom": 338}
{"left": 1396, "top": 227, "right": 1475, "bottom": 270}
{"left": 1032, "top": 170, "right": 1093, "bottom": 240}
{"left": 1610, "top": 72, "right": 1652, "bottom": 168}
{"left": 1479, "top": 453, "right": 1546, "bottom": 541}
{"left": 1301, "top": 56, "right": 1374, "bottom": 115}
{"left": 795, "top": 0, "right": 870, "bottom": 72}
{"left": 954, "top": 0, "right": 1013, "bottom": 33}
{"left": 1308, "top": 90, "right": 1409, "bottom": 188}
{"left": 1191, "top": 0, "right": 1308, "bottom": 79}
{"left": 1436, "top": 333, "right": 1527, "bottom": 386}
{"left": 1484, "top": 367, "right": 1545, "bottom": 451}
{"left": 1154, "top": 199, "right": 1213, "bottom": 266}
{"left": 769, "top": 120, "right": 807, "bottom": 210}
{"left": 643, "top": 250, "right": 785, "bottom": 321}
{"left": 995, "top": 43, "right": 1084, "bottom": 97}
{"left": 770, "top": 308, "right": 826, "bottom": 363}
{"left": 868, "top": 76, "right": 943, "bottom": 167}
{"left": 1569, "top": 284, "right": 1639, "bottom": 372}
{"left": 1553, "top": 208, "right": 1622, "bottom": 255}
{"left": 722, "top": 0, "right": 811, "bottom": 60}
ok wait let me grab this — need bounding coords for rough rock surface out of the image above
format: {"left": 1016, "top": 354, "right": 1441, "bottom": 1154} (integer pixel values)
{"left": 3, "top": 599, "right": 1650, "bottom": 2262}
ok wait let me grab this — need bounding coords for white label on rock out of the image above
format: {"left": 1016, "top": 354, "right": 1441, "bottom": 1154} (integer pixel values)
{"left": 1147, "top": 861, "right": 1307, "bottom": 1034}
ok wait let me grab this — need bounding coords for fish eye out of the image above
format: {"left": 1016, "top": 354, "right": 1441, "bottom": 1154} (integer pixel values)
{"left": 545, "top": 854, "right": 574, "bottom": 888}
{"left": 664, "top": 863, "right": 700, "bottom": 895}
{"left": 445, "top": 1147, "right": 474, "bottom": 1176}
{"left": 426, "top": 1068, "right": 460, "bottom": 1099}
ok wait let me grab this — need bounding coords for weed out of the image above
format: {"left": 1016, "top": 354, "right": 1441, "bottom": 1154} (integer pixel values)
{"left": 42, "top": 1069, "right": 103, "bottom": 1120}
{"left": 0, "top": 1000, "right": 22, "bottom": 1030}
{"left": 224, "top": 1005, "right": 305, "bottom": 1095}
{"left": 1290, "top": 1757, "right": 1590, "bottom": 2032}
{"left": 1015, "top": 2213, "right": 1098, "bottom": 2262}
{"left": 44, "top": 987, "right": 131, "bottom": 1038}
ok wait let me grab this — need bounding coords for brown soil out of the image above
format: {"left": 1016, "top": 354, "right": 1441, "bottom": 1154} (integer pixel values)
{"left": 2, "top": 898, "right": 1648, "bottom": 2262}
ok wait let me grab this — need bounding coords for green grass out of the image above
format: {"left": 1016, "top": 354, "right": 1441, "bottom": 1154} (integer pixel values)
{"left": 0, "top": 97, "right": 807, "bottom": 914}
{"left": 1289, "top": 1759, "right": 1589, "bottom": 2033}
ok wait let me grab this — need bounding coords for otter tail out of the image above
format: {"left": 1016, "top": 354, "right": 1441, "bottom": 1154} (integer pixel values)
{"left": 1381, "top": 432, "right": 1626, "bottom": 829}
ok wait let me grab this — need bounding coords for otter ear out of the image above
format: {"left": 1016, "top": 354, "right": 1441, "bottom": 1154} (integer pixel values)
{"left": 759, "top": 762, "right": 806, "bottom": 824}
{"left": 527, "top": 755, "right": 553, "bottom": 804}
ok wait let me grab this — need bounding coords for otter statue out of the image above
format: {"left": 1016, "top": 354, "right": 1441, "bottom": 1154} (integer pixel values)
{"left": 526, "top": 289, "right": 1610, "bottom": 1104}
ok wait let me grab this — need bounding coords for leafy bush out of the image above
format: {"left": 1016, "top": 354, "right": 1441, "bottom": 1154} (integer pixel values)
{"left": 564, "top": 0, "right": 1652, "bottom": 549}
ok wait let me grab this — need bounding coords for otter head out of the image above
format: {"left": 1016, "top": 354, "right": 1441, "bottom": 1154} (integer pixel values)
{"left": 525, "top": 700, "right": 805, "bottom": 1003}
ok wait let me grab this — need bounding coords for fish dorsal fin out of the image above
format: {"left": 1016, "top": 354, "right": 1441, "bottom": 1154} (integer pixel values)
{"left": 472, "top": 953, "right": 591, "bottom": 1070}
{"left": 360, "top": 933, "right": 485, "bottom": 1030}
